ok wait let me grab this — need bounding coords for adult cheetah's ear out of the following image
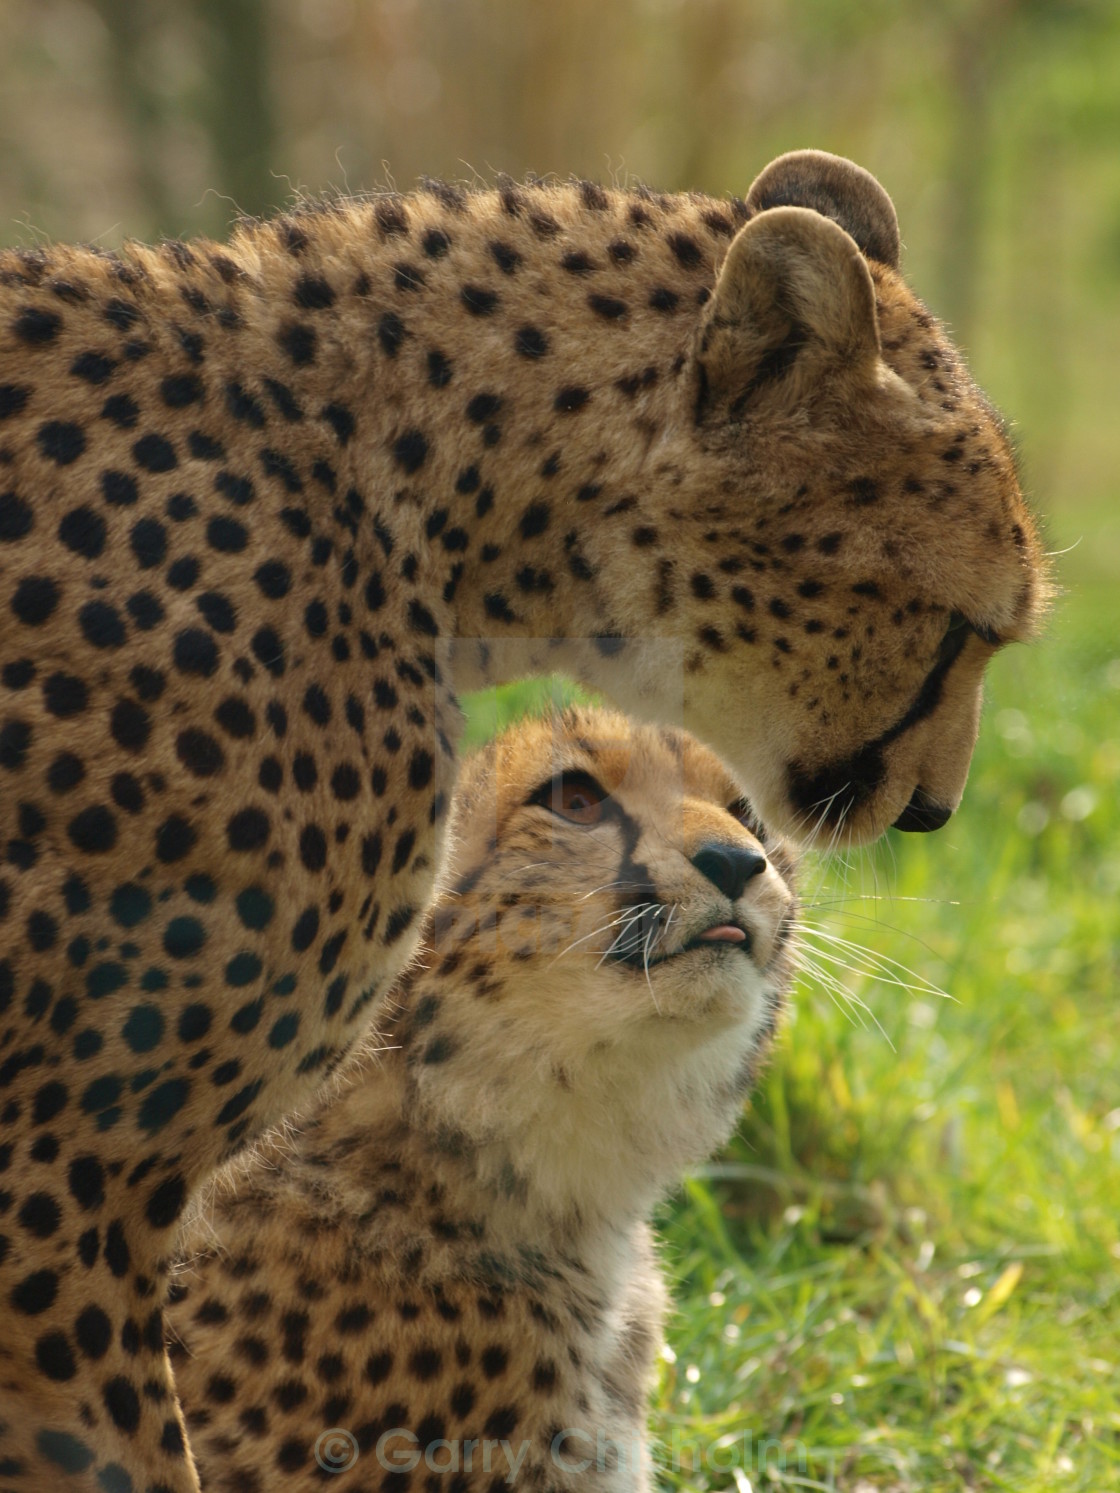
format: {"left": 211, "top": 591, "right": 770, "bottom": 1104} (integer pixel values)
{"left": 744, "top": 149, "right": 900, "bottom": 270}
{"left": 693, "top": 205, "right": 881, "bottom": 425}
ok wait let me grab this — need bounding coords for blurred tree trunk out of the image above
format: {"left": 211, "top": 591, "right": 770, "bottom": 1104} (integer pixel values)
{"left": 938, "top": 0, "right": 1020, "bottom": 345}
{"left": 92, "top": 0, "right": 276, "bottom": 235}
{"left": 91, "top": 0, "right": 177, "bottom": 234}
{"left": 672, "top": 0, "right": 748, "bottom": 193}
{"left": 1013, "top": 126, "right": 1071, "bottom": 506}
{"left": 193, "top": 0, "right": 277, "bottom": 222}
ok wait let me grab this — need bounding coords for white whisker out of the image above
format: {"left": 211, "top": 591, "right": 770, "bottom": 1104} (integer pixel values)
{"left": 793, "top": 950, "right": 871, "bottom": 1032}
{"left": 603, "top": 904, "right": 659, "bottom": 965}
{"left": 549, "top": 907, "right": 643, "bottom": 966}
{"left": 598, "top": 904, "right": 658, "bottom": 966}
{"left": 799, "top": 925, "right": 951, "bottom": 1000}
{"left": 640, "top": 907, "right": 663, "bottom": 1015}
{"left": 793, "top": 947, "right": 895, "bottom": 1048}
{"left": 578, "top": 878, "right": 658, "bottom": 901}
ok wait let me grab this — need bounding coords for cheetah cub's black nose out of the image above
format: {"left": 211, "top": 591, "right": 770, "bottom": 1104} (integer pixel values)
{"left": 690, "top": 842, "right": 767, "bottom": 901}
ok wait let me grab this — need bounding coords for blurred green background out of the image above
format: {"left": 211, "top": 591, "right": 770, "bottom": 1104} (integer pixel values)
{"left": 3, "top": 3, "right": 1117, "bottom": 1488}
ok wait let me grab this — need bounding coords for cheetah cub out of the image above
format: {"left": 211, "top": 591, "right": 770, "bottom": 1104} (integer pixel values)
{"left": 169, "top": 706, "right": 797, "bottom": 1492}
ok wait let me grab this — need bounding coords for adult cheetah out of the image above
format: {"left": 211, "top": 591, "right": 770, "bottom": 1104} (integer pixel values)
{"left": 0, "top": 150, "right": 1043, "bottom": 1492}
{"left": 168, "top": 705, "right": 799, "bottom": 1493}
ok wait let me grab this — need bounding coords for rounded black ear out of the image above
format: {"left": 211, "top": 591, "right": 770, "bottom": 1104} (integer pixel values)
{"left": 746, "top": 150, "right": 900, "bottom": 270}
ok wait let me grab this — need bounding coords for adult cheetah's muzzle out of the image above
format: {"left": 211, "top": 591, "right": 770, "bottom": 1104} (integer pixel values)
{"left": 789, "top": 608, "right": 978, "bottom": 837}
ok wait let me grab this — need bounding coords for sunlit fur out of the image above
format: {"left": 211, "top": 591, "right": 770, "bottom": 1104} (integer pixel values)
{"left": 0, "top": 149, "right": 1044, "bottom": 1489}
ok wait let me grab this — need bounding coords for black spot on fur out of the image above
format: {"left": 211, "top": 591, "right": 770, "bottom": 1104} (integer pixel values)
{"left": 516, "top": 326, "right": 549, "bottom": 359}
{"left": 649, "top": 287, "right": 680, "bottom": 312}
{"left": 133, "top": 433, "right": 177, "bottom": 472}
{"left": 12, "top": 577, "right": 60, "bottom": 627}
{"left": 460, "top": 285, "right": 498, "bottom": 316}
{"left": 848, "top": 477, "right": 881, "bottom": 506}
{"left": 427, "top": 350, "right": 453, "bottom": 388}
{"left": 667, "top": 232, "right": 702, "bottom": 268}
{"left": 161, "top": 373, "right": 203, "bottom": 408}
{"left": 294, "top": 275, "right": 335, "bottom": 310}
{"left": 393, "top": 430, "right": 429, "bottom": 473}
{"left": 13, "top": 307, "right": 61, "bottom": 344}
{"left": 59, "top": 506, "right": 106, "bottom": 559}
{"left": 37, "top": 421, "right": 85, "bottom": 465}
{"left": 561, "top": 250, "right": 595, "bottom": 275}
{"left": 484, "top": 593, "right": 515, "bottom": 623}
{"left": 554, "top": 386, "right": 589, "bottom": 414}
{"left": 278, "top": 322, "right": 316, "bottom": 365}
{"left": 490, "top": 241, "right": 521, "bottom": 275}
{"left": 377, "top": 313, "right": 405, "bottom": 357}
{"left": 588, "top": 294, "right": 627, "bottom": 320}
{"left": 466, "top": 392, "right": 502, "bottom": 423}
{"left": 519, "top": 502, "right": 550, "bottom": 539}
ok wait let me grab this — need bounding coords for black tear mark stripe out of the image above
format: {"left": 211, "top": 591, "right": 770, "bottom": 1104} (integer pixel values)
{"left": 610, "top": 802, "right": 662, "bottom": 970}
{"left": 788, "top": 611, "right": 973, "bottom": 816}
{"left": 869, "top": 610, "right": 974, "bottom": 751}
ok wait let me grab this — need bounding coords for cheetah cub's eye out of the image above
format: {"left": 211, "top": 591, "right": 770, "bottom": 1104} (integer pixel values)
{"left": 529, "top": 771, "right": 607, "bottom": 826}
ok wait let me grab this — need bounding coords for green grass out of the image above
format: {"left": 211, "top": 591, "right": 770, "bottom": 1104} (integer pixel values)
{"left": 463, "top": 584, "right": 1120, "bottom": 1492}
{"left": 458, "top": 674, "right": 590, "bottom": 753}
{"left": 652, "top": 587, "right": 1120, "bottom": 1491}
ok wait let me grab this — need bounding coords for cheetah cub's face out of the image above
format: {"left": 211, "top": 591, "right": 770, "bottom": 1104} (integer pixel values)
{"left": 400, "top": 707, "right": 797, "bottom": 1219}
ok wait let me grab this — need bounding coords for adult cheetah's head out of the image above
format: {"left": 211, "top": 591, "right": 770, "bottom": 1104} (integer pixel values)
{"left": 608, "top": 152, "right": 1048, "bottom": 847}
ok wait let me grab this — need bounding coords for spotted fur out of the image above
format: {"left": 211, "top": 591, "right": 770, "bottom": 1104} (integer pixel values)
{"left": 168, "top": 706, "right": 798, "bottom": 1493}
{"left": 0, "top": 151, "right": 1043, "bottom": 1491}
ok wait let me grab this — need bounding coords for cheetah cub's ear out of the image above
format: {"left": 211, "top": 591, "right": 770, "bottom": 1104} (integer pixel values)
{"left": 695, "top": 207, "right": 883, "bottom": 424}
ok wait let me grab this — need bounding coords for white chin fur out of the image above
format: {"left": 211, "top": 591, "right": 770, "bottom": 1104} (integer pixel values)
{"left": 414, "top": 959, "right": 775, "bottom": 1227}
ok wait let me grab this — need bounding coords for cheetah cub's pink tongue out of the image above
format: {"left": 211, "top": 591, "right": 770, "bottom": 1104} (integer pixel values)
{"left": 697, "top": 923, "right": 747, "bottom": 943}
